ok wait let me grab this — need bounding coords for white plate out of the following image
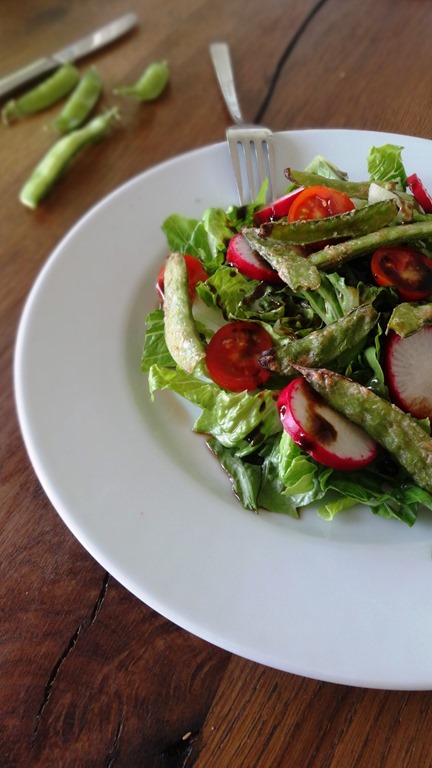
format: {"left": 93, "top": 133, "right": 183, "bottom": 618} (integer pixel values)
{"left": 14, "top": 129, "right": 432, "bottom": 690}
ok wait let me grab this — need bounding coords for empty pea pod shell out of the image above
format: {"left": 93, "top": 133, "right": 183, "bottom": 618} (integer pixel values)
{"left": 53, "top": 66, "right": 103, "bottom": 133}
{"left": 2, "top": 63, "right": 80, "bottom": 124}
{"left": 114, "top": 60, "right": 169, "bottom": 101}
{"left": 19, "top": 107, "right": 119, "bottom": 209}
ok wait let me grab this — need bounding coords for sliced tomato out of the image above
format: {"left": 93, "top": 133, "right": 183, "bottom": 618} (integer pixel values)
{"left": 206, "top": 321, "right": 272, "bottom": 391}
{"left": 287, "top": 185, "right": 355, "bottom": 222}
{"left": 371, "top": 246, "right": 432, "bottom": 301}
{"left": 157, "top": 254, "right": 208, "bottom": 302}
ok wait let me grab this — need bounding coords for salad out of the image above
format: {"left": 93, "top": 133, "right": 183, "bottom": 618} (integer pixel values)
{"left": 142, "top": 143, "right": 432, "bottom": 526}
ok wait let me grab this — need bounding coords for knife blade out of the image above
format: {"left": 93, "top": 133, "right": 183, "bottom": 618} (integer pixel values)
{"left": 0, "top": 12, "right": 138, "bottom": 100}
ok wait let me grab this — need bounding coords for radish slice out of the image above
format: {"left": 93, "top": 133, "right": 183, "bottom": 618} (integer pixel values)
{"left": 406, "top": 173, "right": 432, "bottom": 213}
{"left": 226, "top": 233, "right": 283, "bottom": 283}
{"left": 277, "top": 377, "right": 379, "bottom": 470}
{"left": 384, "top": 327, "right": 432, "bottom": 420}
{"left": 253, "top": 187, "right": 305, "bottom": 225}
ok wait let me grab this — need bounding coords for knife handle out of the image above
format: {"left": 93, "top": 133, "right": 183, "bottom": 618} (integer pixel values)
{"left": 0, "top": 57, "right": 57, "bottom": 100}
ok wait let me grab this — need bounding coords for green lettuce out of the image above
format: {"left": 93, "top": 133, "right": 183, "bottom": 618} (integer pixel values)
{"left": 304, "top": 154, "right": 349, "bottom": 181}
{"left": 141, "top": 309, "right": 175, "bottom": 371}
{"left": 161, "top": 214, "right": 215, "bottom": 268}
{"left": 142, "top": 146, "right": 432, "bottom": 525}
{"left": 196, "top": 264, "right": 286, "bottom": 323}
{"left": 367, "top": 143, "right": 407, "bottom": 189}
{"left": 148, "top": 363, "right": 281, "bottom": 457}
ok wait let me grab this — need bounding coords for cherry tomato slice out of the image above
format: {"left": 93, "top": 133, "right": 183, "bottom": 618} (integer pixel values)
{"left": 206, "top": 321, "right": 272, "bottom": 392}
{"left": 157, "top": 254, "right": 208, "bottom": 302}
{"left": 287, "top": 185, "right": 355, "bottom": 222}
{"left": 371, "top": 246, "right": 432, "bottom": 301}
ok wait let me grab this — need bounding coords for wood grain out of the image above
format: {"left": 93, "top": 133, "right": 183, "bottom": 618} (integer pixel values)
{"left": 190, "top": 657, "right": 432, "bottom": 768}
{"left": 2, "top": 0, "right": 432, "bottom": 765}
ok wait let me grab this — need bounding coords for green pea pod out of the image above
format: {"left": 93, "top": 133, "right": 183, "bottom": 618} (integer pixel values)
{"left": 261, "top": 304, "right": 379, "bottom": 375}
{"left": 114, "top": 60, "right": 169, "bottom": 101}
{"left": 19, "top": 108, "right": 119, "bottom": 209}
{"left": 53, "top": 67, "right": 102, "bottom": 133}
{"left": 296, "top": 365, "right": 432, "bottom": 494}
{"left": 310, "top": 219, "right": 432, "bottom": 270}
{"left": 163, "top": 252, "right": 206, "bottom": 374}
{"left": 387, "top": 302, "right": 432, "bottom": 338}
{"left": 285, "top": 169, "right": 374, "bottom": 199}
{"left": 243, "top": 229, "right": 321, "bottom": 292}
{"left": 2, "top": 63, "right": 80, "bottom": 124}
{"left": 259, "top": 200, "right": 398, "bottom": 245}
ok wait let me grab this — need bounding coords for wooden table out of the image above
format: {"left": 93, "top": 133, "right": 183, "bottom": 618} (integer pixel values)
{"left": 2, "top": 0, "right": 432, "bottom": 765}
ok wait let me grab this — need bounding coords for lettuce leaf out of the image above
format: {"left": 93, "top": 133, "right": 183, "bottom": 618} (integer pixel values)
{"left": 206, "top": 437, "right": 263, "bottom": 512}
{"left": 196, "top": 264, "right": 286, "bottom": 323}
{"left": 304, "top": 154, "right": 349, "bottom": 181}
{"left": 161, "top": 215, "right": 214, "bottom": 267}
{"left": 367, "top": 143, "right": 407, "bottom": 190}
{"left": 148, "top": 363, "right": 281, "bottom": 456}
{"left": 141, "top": 310, "right": 175, "bottom": 371}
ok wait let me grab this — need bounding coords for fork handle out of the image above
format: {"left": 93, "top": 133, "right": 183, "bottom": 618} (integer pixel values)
{"left": 209, "top": 42, "right": 244, "bottom": 125}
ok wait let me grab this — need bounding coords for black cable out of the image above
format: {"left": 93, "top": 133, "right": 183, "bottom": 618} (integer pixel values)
{"left": 253, "top": 0, "right": 330, "bottom": 124}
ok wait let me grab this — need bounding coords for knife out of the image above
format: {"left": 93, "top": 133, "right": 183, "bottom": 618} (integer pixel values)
{"left": 0, "top": 12, "right": 138, "bottom": 100}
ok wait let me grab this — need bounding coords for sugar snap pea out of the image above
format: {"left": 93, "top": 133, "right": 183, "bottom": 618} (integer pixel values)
{"left": 242, "top": 229, "right": 320, "bottom": 291}
{"left": 2, "top": 63, "right": 80, "bottom": 125}
{"left": 19, "top": 108, "right": 119, "bottom": 208}
{"left": 259, "top": 200, "right": 398, "bottom": 244}
{"left": 261, "top": 304, "right": 379, "bottom": 375}
{"left": 163, "top": 252, "right": 206, "bottom": 374}
{"left": 284, "top": 168, "right": 413, "bottom": 201}
{"left": 53, "top": 67, "right": 102, "bottom": 133}
{"left": 285, "top": 169, "right": 374, "bottom": 199}
{"left": 296, "top": 365, "right": 432, "bottom": 494}
{"left": 309, "top": 219, "right": 432, "bottom": 270}
{"left": 387, "top": 302, "right": 432, "bottom": 337}
{"left": 114, "top": 60, "right": 169, "bottom": 101}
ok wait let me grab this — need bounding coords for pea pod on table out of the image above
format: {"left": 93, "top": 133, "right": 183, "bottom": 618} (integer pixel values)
{"left": 2, "top": 63, "right": 80, "bottom": 124}
{"left": 19, "top": 108, "right": 119, "bottom": 209}
{"left": 53, "top": 67, "right": 102, "bottom": 133}
{"left": 114, "top": 60, "right": 169, "bottom": 101}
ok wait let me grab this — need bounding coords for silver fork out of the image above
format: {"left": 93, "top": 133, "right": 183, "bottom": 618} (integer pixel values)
{"left": 209, "top": 41, "right": 276, "bottom": 205}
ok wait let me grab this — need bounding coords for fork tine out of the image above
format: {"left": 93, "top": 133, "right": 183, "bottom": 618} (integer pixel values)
{"left": 265, "top": 135, "right": 276, "bottom": 201}
{"left": 227, "top": 134, "right": 246, "bottom": 203}
{"left": 255, "top": 139, "right": 268, "bottom": 199}
{"left": 210, "top": 42, "right": 277, "bottom": 204}
{"left": 243, "top": 140, "right": 259, "bottom": 201}
{"left": 227, "top": 130, "right": 276, "bottom": 204}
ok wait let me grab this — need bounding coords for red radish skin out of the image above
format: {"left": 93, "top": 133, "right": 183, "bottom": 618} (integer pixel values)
{"left": 406, "top": 173, "right": 432, "bottom": 213}
{"left": 226, "top": 233, "right": 283, "bottom": 283}
{"left": 253, "top": 187, "right": 305, "bottom": 225}
{"left": 384, "top": 327, "right": 432, "bottom": 420}
{"left": 277, "top": 377, "right": 379, "bottom": 470}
